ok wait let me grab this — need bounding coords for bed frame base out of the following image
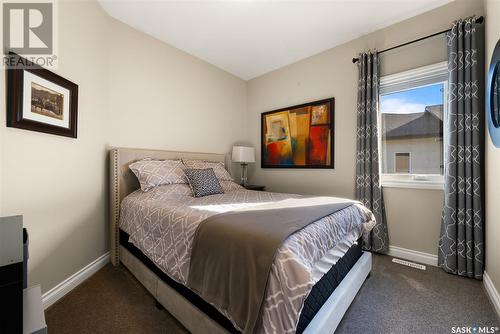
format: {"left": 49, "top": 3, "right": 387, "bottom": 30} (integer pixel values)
{"left": 120, "top": 245, "right": 229, "bottom": 334}
{"left": 303, "top": 251, "right": 372, "bottom": 333}
{"left": 120, "top": 244, "right": 371, "bottom": 334}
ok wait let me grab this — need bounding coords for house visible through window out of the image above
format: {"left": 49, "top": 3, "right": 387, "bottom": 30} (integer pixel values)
{"left": 379, "top": 62, "right": 447, "bottom": 189}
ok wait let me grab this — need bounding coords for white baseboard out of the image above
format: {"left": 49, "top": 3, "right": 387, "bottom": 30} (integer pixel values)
{"left": 42, "top": 252, "right": 109, "bottom": 309}
{"left": 388, "top": 245, "right": 438, "bottom": 267}
{"left": 484, "top": 271, "right": 500, "bottom": 320}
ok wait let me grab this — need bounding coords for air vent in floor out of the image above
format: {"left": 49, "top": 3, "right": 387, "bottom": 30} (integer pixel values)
{"left": 392, "top": 258, "right": 426, "bottom": 270}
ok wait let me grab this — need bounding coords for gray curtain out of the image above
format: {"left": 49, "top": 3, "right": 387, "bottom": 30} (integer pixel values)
{"left": 438, "top": 17, "right": 484, "bottom": 279}
{"left": 356, "top": 52, "right": 389, "bottom": 254}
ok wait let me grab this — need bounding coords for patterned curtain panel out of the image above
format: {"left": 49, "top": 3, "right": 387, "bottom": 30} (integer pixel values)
{"left": 356, "top": 52, "right": 389, "bottom": 254}
{"left": 438, "top": 17, "right": 484, "bottom": 279}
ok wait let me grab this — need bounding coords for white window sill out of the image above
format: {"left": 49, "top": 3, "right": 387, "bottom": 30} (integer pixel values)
{"left": 381, "top": 174, "right": 444, "bottom": 190}
{"left": 381, "top": 180, "right": 444, "bottom": 190}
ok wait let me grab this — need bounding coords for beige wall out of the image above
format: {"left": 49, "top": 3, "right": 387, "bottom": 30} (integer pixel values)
{"left": 0, "top": 1, "right": 110, "bottom": 294}
{"left": 246, "top": 0, "right": 484, "bottom": 256}
{"left": 484, "top": 0, "right": 500, "bottom": 300}
{"left": 107, "top": 18, "right": 247, "bottom": 155}
{"left": 383, "top": 188, "right": 443, "bottom": 254}
{"left": 0, "top": 0, "right": 246, "bottom": 294}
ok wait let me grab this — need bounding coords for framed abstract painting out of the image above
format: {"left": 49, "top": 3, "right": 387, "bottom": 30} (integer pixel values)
{"left": 261, "top": 98, "right": 334, "bottom": 168}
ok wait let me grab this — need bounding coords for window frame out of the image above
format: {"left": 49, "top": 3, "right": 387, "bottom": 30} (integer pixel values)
{"left": 379, "top": 62, "right": 448, "bottom": 190}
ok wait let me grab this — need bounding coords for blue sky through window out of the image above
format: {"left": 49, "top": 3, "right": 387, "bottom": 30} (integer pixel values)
{"left": 380, "top": 83, "right": 444, "bottom": 114}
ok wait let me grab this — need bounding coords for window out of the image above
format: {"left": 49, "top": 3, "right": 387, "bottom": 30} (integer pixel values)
{"left": 379, "top": 62, "right": 447, "bottom": 190}
{"left": 394, "top": 152, "right": 410, "bottom": 173}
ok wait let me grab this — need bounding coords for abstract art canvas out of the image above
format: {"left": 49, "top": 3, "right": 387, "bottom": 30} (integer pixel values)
{"left": 261, "top": 98, "right": 334, "bottom": 168}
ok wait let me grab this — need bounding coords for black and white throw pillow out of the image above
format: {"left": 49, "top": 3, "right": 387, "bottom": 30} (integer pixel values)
{"left": 183, "top": 168, "right": 224, "bottom": 197}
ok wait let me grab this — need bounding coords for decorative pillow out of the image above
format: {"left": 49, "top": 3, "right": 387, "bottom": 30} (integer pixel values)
{"left": 129, "top": 159, "right": 186, "bottom": 192}
{"left": 182, "top": 159, "right": 233, "bottom": 181}
{"left": 183, "top": 168, "right": 224, "bottom": 197}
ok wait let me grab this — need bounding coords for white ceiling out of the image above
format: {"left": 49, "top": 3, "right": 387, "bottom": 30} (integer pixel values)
{"left": 99, "top": 0, "right": 452, "bottom": 80}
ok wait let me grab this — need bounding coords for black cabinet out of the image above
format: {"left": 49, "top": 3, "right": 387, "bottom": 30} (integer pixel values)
{"left": 0, "top": 216, "right": 24, "bottom": 334}
{"left": 0, "top": 262, "right": 23, "bottom": 333}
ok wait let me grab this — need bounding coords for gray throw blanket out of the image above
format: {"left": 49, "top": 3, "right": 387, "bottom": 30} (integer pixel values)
{"left": 187, "top": 197, "right": 355, "bottom": 333}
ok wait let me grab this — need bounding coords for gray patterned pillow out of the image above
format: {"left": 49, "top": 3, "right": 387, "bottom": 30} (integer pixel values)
{"left": 183, "top": 168, "right": 224, "bottom": 197}
{"left": 129, "top": 159, "right": 187, "bottom": 192}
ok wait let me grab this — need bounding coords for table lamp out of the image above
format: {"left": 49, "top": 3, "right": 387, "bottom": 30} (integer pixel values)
{"left": 231, "top": 146, "right": 255, "bottom": 186}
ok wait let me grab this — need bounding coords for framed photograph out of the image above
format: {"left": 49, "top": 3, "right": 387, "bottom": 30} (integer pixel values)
{"left": 7, "top": 53, "right": 78, "bottom": 138}
{"left": 261, "top": 98, "right": 334, "bottom": 168}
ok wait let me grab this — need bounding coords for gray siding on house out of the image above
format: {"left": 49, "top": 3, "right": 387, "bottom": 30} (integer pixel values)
{"left": 382, "top": 137, "right": 443, "bottom": 174}
{"left": 382, "top": 105, "right": 443, "bottom": 175}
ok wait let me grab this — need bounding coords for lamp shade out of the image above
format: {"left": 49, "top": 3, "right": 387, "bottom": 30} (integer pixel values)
{"left": 232, "top": 146, "right": 255, "bottom": 163}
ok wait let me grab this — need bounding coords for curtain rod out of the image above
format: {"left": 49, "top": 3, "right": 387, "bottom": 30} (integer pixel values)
{"left": 352, "top": 16, "right": 484, "bottom": 64}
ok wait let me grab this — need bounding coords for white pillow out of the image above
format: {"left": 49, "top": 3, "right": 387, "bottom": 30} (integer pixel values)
{"left": 129, "top": 159, "right": 186, "bottom": 191}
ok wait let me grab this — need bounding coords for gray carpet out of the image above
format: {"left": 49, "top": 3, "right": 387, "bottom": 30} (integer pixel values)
{"left": 45, "top": 254, "right": 499, "bottom": 334}
{"left": 336, "top": 255, "right": 499, "bottom": 333}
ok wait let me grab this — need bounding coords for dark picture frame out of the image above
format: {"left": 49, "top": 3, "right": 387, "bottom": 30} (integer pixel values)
{"left": 6, "top": 53, "right": 78, "bottom": 138}
{"left": 261, "top": 97, "right": 335, "bottom": 169}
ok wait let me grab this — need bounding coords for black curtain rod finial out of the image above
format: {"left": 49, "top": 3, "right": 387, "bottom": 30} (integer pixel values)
{"left": 352, "top": 57, "right": 359, "bottom": 63}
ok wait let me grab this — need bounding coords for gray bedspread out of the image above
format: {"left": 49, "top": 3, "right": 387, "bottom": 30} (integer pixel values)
{"left": 187, "top": 197, "right": 355, "bottom": 334}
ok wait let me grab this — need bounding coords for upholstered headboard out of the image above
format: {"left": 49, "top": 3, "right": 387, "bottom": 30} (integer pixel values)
{"left": 109, "top": 147, "right": 227, "bottom": 266}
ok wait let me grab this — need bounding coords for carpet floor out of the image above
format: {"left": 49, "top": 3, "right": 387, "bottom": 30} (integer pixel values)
{"left": 45, "top": 254, "right": 499, "bottom": 334}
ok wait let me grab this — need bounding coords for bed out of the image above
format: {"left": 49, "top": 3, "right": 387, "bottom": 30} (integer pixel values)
{"left": 109, "top": 147, "right": 374, "bottom": 334}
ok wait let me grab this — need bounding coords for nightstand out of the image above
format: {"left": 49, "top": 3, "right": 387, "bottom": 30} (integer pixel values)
{"left": 244, "top": 185, "right": 266, "bottom": 191}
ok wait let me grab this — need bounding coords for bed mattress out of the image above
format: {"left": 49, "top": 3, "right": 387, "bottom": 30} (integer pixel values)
{"left": 119, "top": 183, "right": 375, "bottom": 333}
